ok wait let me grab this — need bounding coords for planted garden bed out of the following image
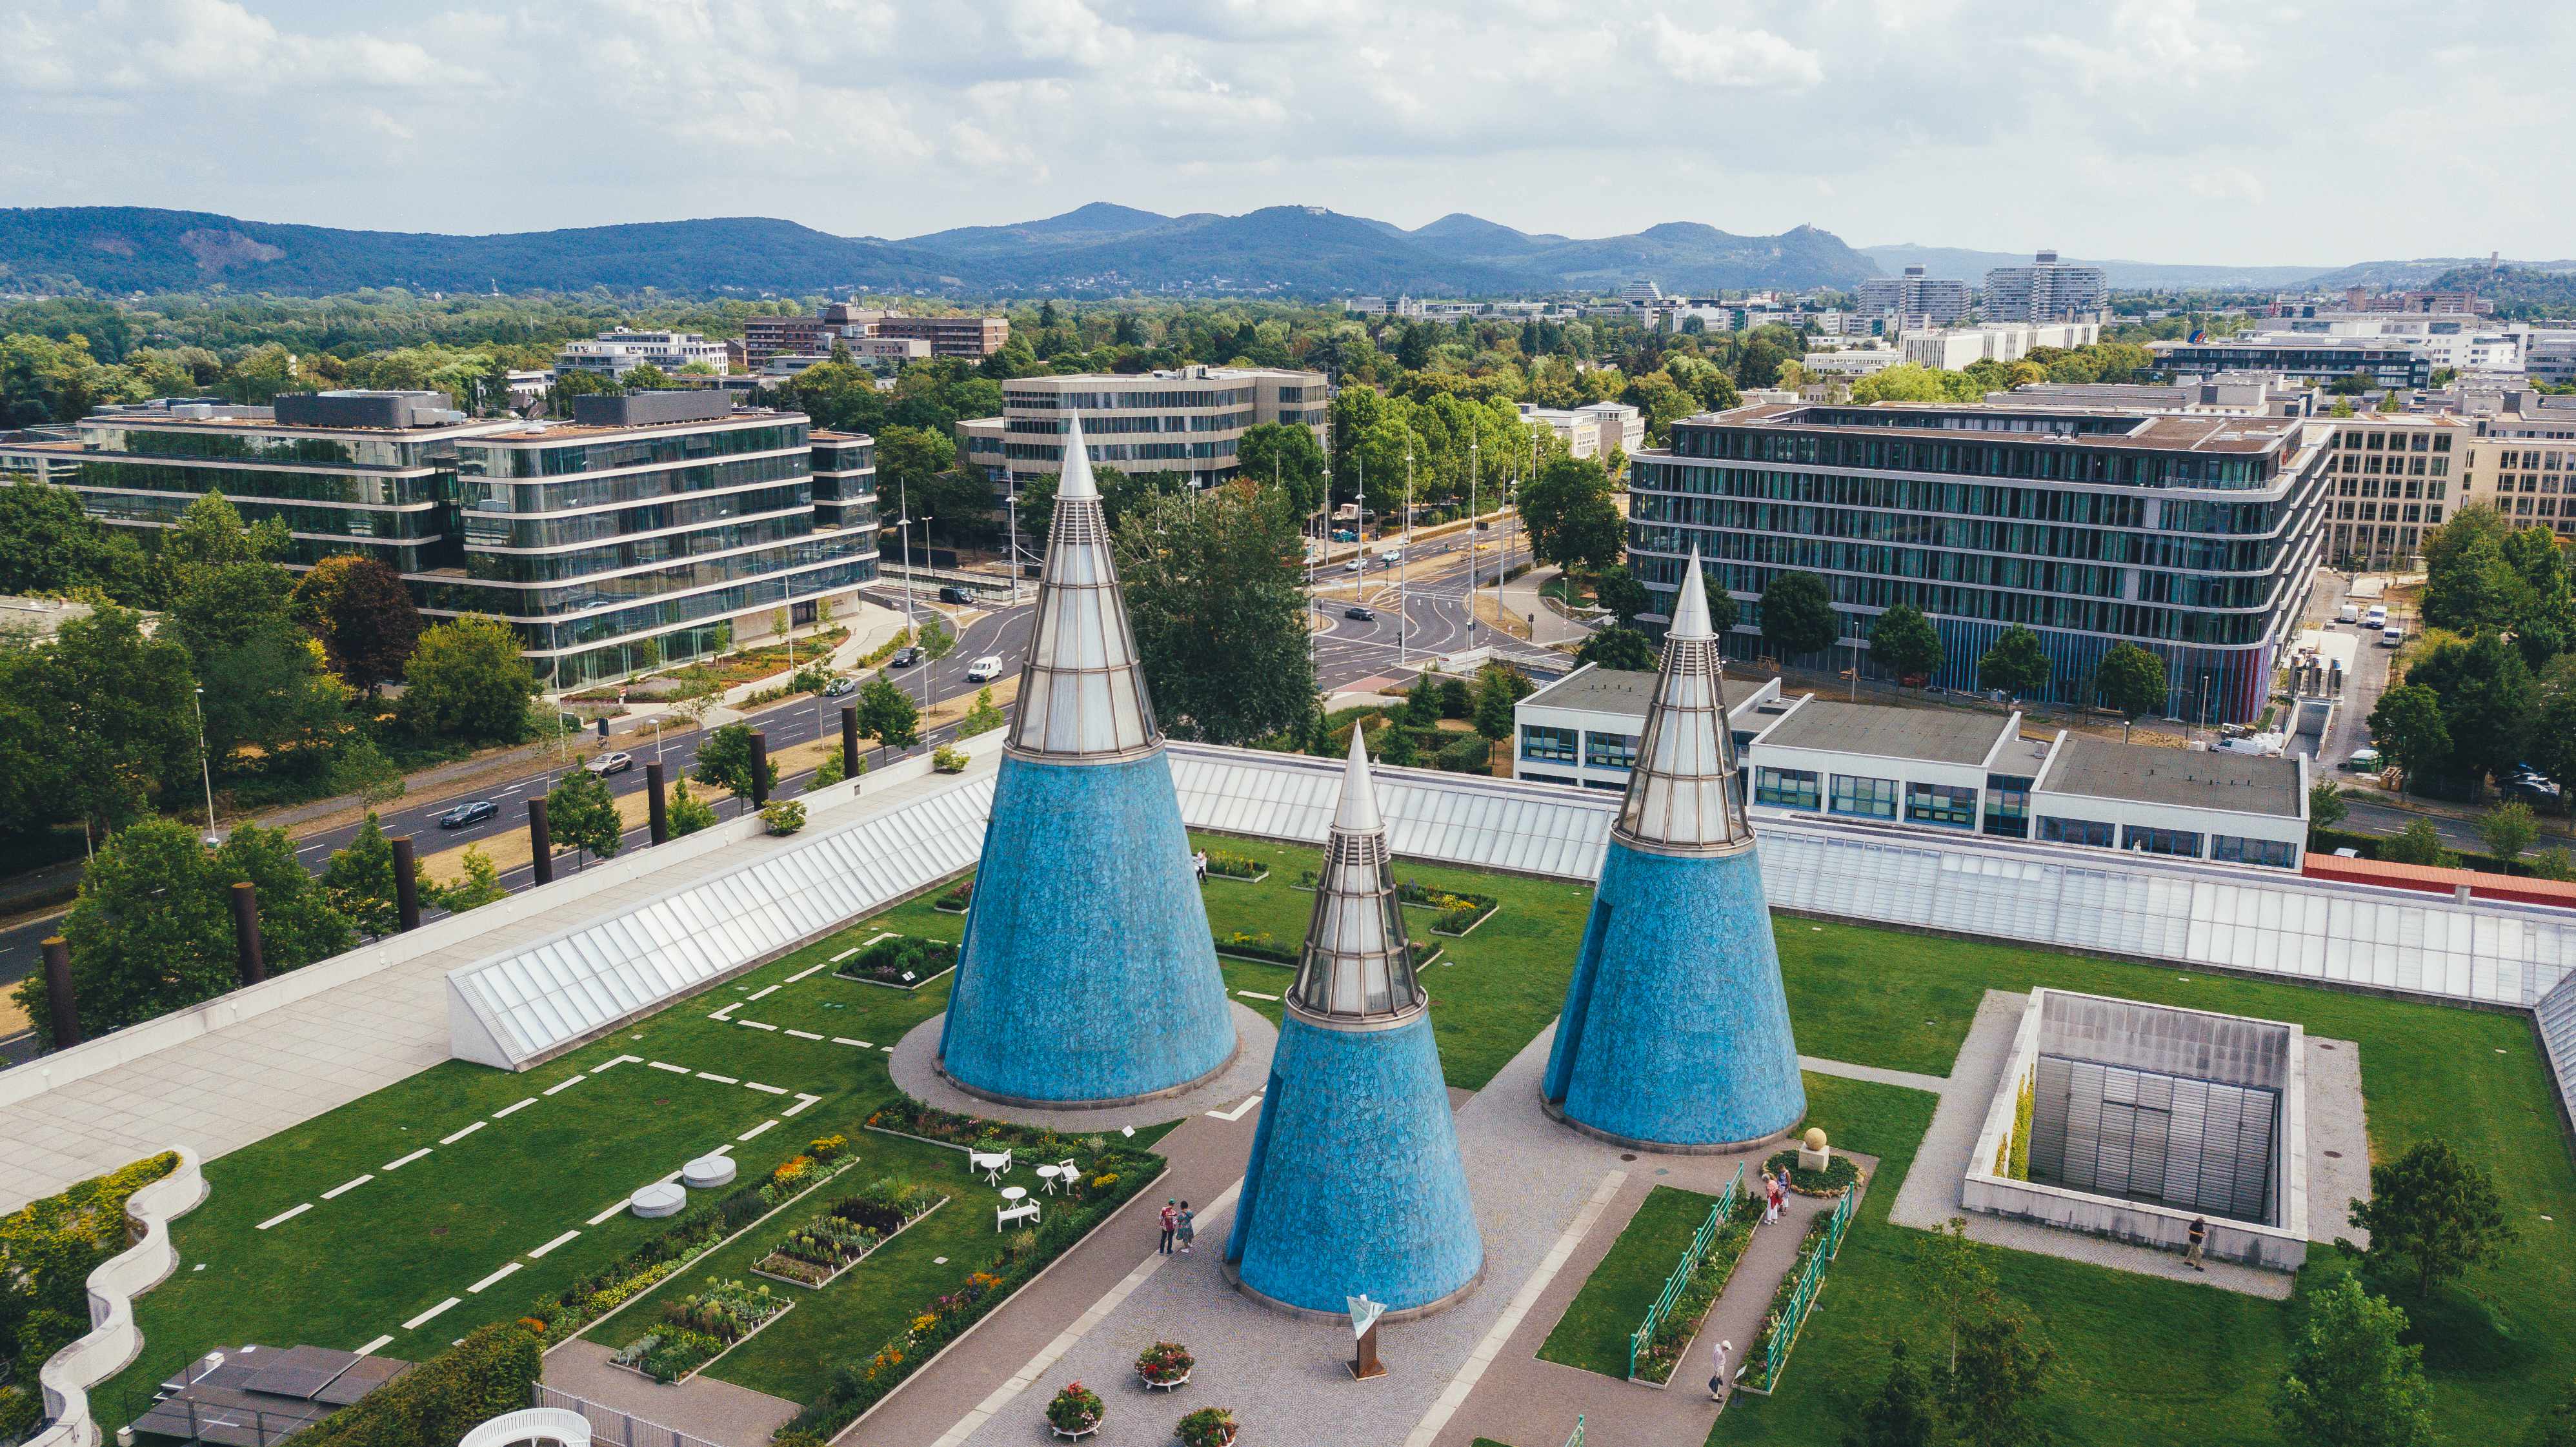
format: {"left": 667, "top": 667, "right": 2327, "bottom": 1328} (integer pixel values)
{"left": 1630, "top": 1193, "right": 1761, "bottom": 1386}
{"left": 607, "top": 1279, "right": 792, "bottom": 1384}
{"left": 1201, "top": 850, "right": 1269, "bottom": 884}
{"left": 933, "top": 879, "right": 973, "bottom": 913}
{"left": 748, "top": 1180, "right": 949, "bottom": 1290}
{"left": 1214, "top": 931, "right": 1440, "bottom": 970}
{"left": 1399, "top": 880, "right": 1500, "bottom": 936}
{"left": 1762, "top": 1149, "right": 1862, "bottom": 1198}
{"left": 836, "top": 935, "right": 958, "bottom": 990}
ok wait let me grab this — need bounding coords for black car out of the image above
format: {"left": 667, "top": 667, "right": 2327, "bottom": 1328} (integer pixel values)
{"left": 889, "top": 646, "right": 921, "bottom": 668}
{"left": 436, "top": 800, "right": 498, "bottom": 829}
{"left": 938, "top": 585, "right": 974, "bottom": 605}
{"left": 1344, "top": 605, "right": 1377, "bottom": 621}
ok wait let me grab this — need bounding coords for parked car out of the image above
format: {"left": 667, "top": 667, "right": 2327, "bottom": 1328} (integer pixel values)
{"left": 1344, "top": 559, "right": 1364, "bottom": 572}
{"left": 938, "top": 585, "right": 974, "bottom": 605}
{"left": 2501, "top": 776, "right": 2563, "bottom": 806}
{"left": 2334, "top": 605, "right": 2359, "bottom": 625}
{"left": 823, "top": 674, "right": 858, "bottom": 697}
{"left": 1344, "top": 605, "right": 1377, "bottom": 621}
{"left": 965, "top": 654, "right": 1005, "bottom": 682}
{"left": 586, "top": 751, "right": 633, "bottom": 776}
{"left": 889, "top": 646, "right": 921, "bottom": 668}
{"left": 2380, "top": 625, "right": 2404, "bottom": 648}
{"left": 436, "top": 800, "right": 499, "bottom": 829}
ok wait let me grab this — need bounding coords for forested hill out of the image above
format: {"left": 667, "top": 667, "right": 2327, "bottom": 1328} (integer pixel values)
{"left": 0, "top": 203, "right": 1880, "bottom": 299}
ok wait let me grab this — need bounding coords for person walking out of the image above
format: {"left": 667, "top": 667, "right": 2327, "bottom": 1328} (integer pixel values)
{"left": 1158, "top": 1200, "right": 1178, "bottom": 1255}
{"left": 1176, "top": 1200, "right": 1196, "bottom": 1255}
{"left": 1707, "top": 1338, "right": 1733, "bottom": 1404}
{"left": 2184, "top": 1216, "right": 2208, "bottom": 1271}
{"left": 1766, "top": 1177, "right": 1784, "bottom": 1224}
{"left": 1192, "top": 850, "right": 1209, "bottom": 882}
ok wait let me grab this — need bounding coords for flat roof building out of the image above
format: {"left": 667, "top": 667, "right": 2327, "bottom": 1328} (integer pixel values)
{"left": 1627, "top": 401, "right": 2333, "bottom": 724}
{"left": 1857, "top": 265, "right": 1971, "bottom": 328}
{"left": 1982, "top": 251, "right": 2106, "bottom": 324}
{"left": 2149, "top": 336, "right": 2432, "bottom": 389}
{"left": 2318, "top": 413, "right": 2470, "bottom": 568}
{"left": 958, "top": 365, "right": 1328, "bottom": 495}
{"left": 556, "top": 328, "right": 730, "bottom": 378}
{"left": 874, "top": 313, "right": 1010, "bottom": 358}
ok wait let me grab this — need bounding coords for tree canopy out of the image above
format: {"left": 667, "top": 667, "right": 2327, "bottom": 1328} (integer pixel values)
{"left": 1758, "top": 572, "right": 1840, "bottom": 660}
{"left": 1114, "top": 481, "right": 1316, "bottom": 746}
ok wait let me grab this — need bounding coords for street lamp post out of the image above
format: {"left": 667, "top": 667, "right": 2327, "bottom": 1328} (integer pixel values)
{"left": 192, "top": 686, "right": 218, "bottom": 846}
{"left": 1401, "top": 449, "right": 1413, "bottom": 667}
{"left": 914, "top": 514, "right": 936, "bottom": 706}
{"left": 1467, "top": 439, "right": 1481, "bottom": 636}
{"left": 1006, "top": 492, "right": 1021, "bottom": 607}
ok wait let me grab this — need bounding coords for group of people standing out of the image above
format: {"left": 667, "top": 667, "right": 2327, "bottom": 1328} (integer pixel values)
{"left": 1158, "top": 1199, "right": 1196, "bottom": 1255}
{"left": 1709, "top": 1164, "right": 1803, "bottom": 1405}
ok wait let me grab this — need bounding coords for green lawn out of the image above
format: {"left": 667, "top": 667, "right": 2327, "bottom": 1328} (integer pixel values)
{"left": 1720, "top": 924, "right": 2576, "bottom": 1446}
{"left": 1538, "top": 1184, "right": 1724, "bottom": 1379}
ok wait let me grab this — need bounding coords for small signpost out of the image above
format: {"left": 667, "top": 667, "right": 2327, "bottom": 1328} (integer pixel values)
{"left": 1347, "top": 1295, "right": 1387, "bottom": 1381}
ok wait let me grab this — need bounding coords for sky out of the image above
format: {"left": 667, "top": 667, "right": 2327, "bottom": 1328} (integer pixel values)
{"left": 1, "top": 0, "right": 2565, "bottom": 266}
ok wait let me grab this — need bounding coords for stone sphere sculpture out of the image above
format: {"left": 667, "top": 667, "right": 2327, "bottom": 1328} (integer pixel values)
{"left": 1804, "top": 1127, "right": 1828, "bottom": 1153}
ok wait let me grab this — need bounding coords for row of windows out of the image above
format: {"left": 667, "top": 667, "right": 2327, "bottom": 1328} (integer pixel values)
{"left": 1004, "top": 411, "right": 1255, "bottom": 436}
{"left": 2339, "top": 429, "right": 2452, "bottom": 452}
{"left": 2329, "top": 452, "right": 2446, "bottom": 478}
{"left": 1003, "top": 440, "right": 1242, "bottom": 464}
{"left": 425, "top": 539, "right": 878, "bottom": 632}
{"left": 459, "top": 422, "right": 807, "bottom": 479}
{"left": 459, "top": 512, "right": 816, "bottom": 584}
{"left": 2333, "top": 477, "right": 2446, "bottom": 500}
{"left": 2335, "top": 503, "right": 2432, "bottom": 523}
{"left": 88, "top": 426, "right": 447, "bottom": 470}
{"left": 1633, "top": 460, "right": 2297, "bottom": 540}
{"left": 1667, "top": 421, "right": 2280, "bottom": 489}
{"left": 454, "top": 452, "right": 807, "bottom": 516}
{"left": 1003, "top": 389, "right": 1250, "bottom": 410}
{"left": 80, "top": 459, "right": 449, "bottom": 508}
{"left": 83, "top": 489, "right": 442, "bottom": 541}
{"left": 2037, "top": 815, "right": 2296, "bottom": 867}
{"left": 459, "top": 482, "right": 812, "bottom": 554}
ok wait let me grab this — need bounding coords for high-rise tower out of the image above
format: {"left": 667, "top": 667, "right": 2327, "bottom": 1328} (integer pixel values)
{"left": 1540, "top": 552, "right": 1806, "bottom": 1149}
{"left": 1226, "top": 733, "right": 1484, "bottom": 1317}
{"left": 937, "top": 415, "right": 1238, "bottom": 1106}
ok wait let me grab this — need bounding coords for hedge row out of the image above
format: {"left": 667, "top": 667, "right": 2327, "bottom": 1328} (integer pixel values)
{"left": 295, "top": 1323, "right": 539, "bottom": 1447}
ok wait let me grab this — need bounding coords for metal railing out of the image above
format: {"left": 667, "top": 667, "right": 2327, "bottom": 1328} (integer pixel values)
{"left": 1625, "top": 1162, "right": 1744, "bottom": 1380}
{"left": 1563, "top": 1413, "right": 1585, "bottom": 1447}
{"left": 1742, "top": 1184, "right": 1858, "bottom": 1395}
{"left": 530, "top": 1386, "right": 720, "bottom": 1447}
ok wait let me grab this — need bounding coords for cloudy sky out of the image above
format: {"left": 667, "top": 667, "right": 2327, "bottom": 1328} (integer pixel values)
{"left": 1, "top": 0, "right": 2561, "bottom": 265}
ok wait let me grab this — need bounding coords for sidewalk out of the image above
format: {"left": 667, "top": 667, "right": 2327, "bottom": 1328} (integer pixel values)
{"left": 1498, "top": 567, "right": 1595, "bottom": 649}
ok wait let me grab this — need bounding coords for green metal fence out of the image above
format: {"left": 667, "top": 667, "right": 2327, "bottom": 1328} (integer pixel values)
{"left": 1624, "top": 1163, "right": 1744, "bottom": 1380}
{"left": 1742, "top": 1183, "right": 1858, "bottom": 1395}
{"left": 1562, "top": 1413, "right": 1585, "bottom": 1447}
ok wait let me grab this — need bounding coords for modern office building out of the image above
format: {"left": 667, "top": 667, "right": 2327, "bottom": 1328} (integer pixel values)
{"left": 2462, "top": 432, "right": 2576, "bottom": 539}
{"left": 2148, "top": 336, "right": 2432, "bottom": 389}
{"left": 1981, "top": 251, "right": 2107, "bottom": 323}
{"left": 1857, "top": 265, "right": 1972, "bottom": 327}
{"left": 742, "top": 303, "right": 876, "bottom": 366}
{"left": 808, "top": 430, "right": 880, "bottom": 533}
{"left": 555, "top": 329, "right": 730, "bottom": 378}
{"left": 1624, "top": 401, "right": 2333, "bottom": 724}
{"left": 957, "top": 365, "right": 1329, "bottom": 495}
{"left": 2320, "top": 414, "right": 2468, "bottom": 567}
{"left": 1984, "top": 376, "right": 2319, "bottom": 418}
{"left": 1901, "top": 321, "right": 2101, "bottom": 370}
{"left": 1510, "top": 673, "right": 2311, "bottom": 868}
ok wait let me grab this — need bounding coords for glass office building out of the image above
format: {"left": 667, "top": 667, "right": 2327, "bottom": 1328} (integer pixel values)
{"left": 1626, "top": 403, "right": 2333, "bottom": 725}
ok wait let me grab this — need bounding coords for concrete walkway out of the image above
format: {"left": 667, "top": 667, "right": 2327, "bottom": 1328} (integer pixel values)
{"left": 1497, "top": 566, "right": 1596, "bottom": 648}
{"left": 545, "top": 1342, "right": 801, "bottom": 1447}
{"left": 887, "top": 1004, "right": 1279, "bottom": 1133}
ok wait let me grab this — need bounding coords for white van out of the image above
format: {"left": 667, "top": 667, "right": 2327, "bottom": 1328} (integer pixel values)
{"left": 2334, "top": 604, "right": 2359, "bottom": 625}
{"left": 2364, "top": 604, "right": 2389, "bottom": 628}
{"left": 2381, "top": 625, "right": 2405, "bottom": 648}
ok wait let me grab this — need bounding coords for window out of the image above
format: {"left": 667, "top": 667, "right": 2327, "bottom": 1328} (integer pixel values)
{"left": 1519, "top": 725, "right": 1577, "bottom": 764}
{"left": 2122, "top": 824, "right": 2204, "bottom": 858}
{"left": 2039, "top": 816, "right": 2114, "bottom": 848}
{"left": 1829, "top": 774, "right": 1898, "bottom": 820}
{"left": 1984, "top": 776, "right": 2032, "bottom": 836}
{"left": 2211, "top": 835, "right": 2298, "bottom": 869}
{"left": 1755, "top": 766, "right": 1820, "bottom": 811}
{"left": 1584, "top": 731, "right": 1639, "bottom": 771}
{"left": 1906, "top": 782, "right": 1978, "bottom": 828}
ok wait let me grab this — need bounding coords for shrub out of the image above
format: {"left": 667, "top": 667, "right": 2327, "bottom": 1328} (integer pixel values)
{"left": 1214, "top": 930, "right": 1297, "bottom": 965}
{"left": 809, "top": 1134, "right": 848, "bottom": 1161}
{"left": 0, "top": 1152, "right": 180, "bottom": 1398}
{"left": 837, "top": 935, "right": 958, "bottom": 986}
{"left": 762, "top": 800, "right": 807, "bottom": 835}
{"left": 1203, "top": 849, "right": 1265, "bottom": 880}
{"left": 296, "top": 1322, "right": 539, "bottom": 1447}
{"left": 1177, "top": 1406, "right": 1238, "bottom": 1447}
{"left": 1436, "top": 733, "right": 1494, "bottom": 774}
{"left": 1764, "top": 1148, "right": 1863, "bottom": 1197}
{"left": 932, "top": 744, "right": 969, "bottom": 773}
{"left": 1046, "top": 1382, "right": 1105, "bottom": 1433}
{"left": 1136, "top": 1341, "right": 1194, "bottom": 1384}
{"left": 934, "top": 876, "right": 974, "bottom": 911}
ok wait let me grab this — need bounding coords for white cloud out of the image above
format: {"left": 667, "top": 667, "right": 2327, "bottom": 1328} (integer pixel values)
{"left": 0, "top": 0, "right": 2566, "bottom": 264}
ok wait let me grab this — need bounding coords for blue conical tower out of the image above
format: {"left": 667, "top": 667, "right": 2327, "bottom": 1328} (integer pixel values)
{"left": 936, "top": 416, "right": 1237, "bottom": 1107}
{"left": 1226, "top": 733, "right": 1484, "bottom": 1318}
{"left": 1541, "top": 552, "right": 1806, "bottom": 1151}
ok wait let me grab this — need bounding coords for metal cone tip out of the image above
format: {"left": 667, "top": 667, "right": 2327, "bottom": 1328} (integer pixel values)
{"left": 1669, "top": 551, "right": 1713, "bottom": 640}
{"left": 1336, "top": 726, "right": 1385, "bottom": 835}
{"left": 1057, "top": 412, "right": 1099, "bottom": 501}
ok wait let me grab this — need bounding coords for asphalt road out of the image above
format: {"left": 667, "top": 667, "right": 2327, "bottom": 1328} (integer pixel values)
{"left": 0, "top": 542, "right": 1560, "bottom": 1059}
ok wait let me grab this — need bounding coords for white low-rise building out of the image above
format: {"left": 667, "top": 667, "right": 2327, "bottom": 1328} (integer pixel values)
{"left": 1902, "top": 321, "right": 2102, "bottom": 370}
{"left": 1515, "top": 400, "right": 1644, "bottom": 459}
{"left": 1803, "top": 346, "right": 1902, "bottom": 377}
{"left": 556, "top": 328, "right": 730, "bottom": 378}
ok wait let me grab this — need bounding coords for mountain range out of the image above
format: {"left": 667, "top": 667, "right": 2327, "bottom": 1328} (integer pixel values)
{"left": 0, "top": 202, "right": 2537, "bottom": 301}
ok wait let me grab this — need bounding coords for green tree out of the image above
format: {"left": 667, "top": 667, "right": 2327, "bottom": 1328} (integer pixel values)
{"left": 916, "top": 612, "right": 956, "bottom": 662}
{"left": 290, "top": 554, "right": 423, "bottom": 696}
{"left": 20, "top": 603, "right": 199, "bottom": 838}
{"left": 2343, "top": 1138, "right": 2517, "bottom": 1297}
{"left": 1940, "top": 1303, "right": 2054, "bottom": 1447}
{"left": 1471, "top": 663, "right": 1533, "bottom": 741}
{"left": 1592, "top": 565, "right": 1651, "bottom": 625}
{"left": 2533, "top": 1378, "right": 2576, "bottom": 1447}
{"left": 856, "top": 676, "right": 921, "bottom": 750}
{"left": 693, "top": 724, "right": 778, "bottom": 813}
{"left": 2533, "top": 846, "right": 2576, "bottom": 882}
{"left": 1698, "top": 570, "right": 1742, "bottom": 635}
{"left": 2379, "top": 818, "right": 2454, "bottom": 867}
{"left": 1759, "top": 571, "right": 1840, "bottom": 660}
{"left": 2423, "top": 536, "right": 2532, "bottom": 636}
{"left": 399, "top": 616, "right": 540, "bottom": 744}
{"left": 319, "top": 813, "right": 401, "bottom": 939}
{"left": 1376, "top": 720, "right": 1421, "bottom": 768}
{"left": 2308, "top": 780, "right": 2348, "bottom": 842}
{"left": 956, "top": 685, "right": 1007, "bottom": 739}
{"left": 428, "top": 846, "right": 506, "bottom": 913}
{"left": 1911, "top": 1218, "right": 1999, "bottom": 1373}
{"left": 2271, "top": 1275, "right": 2434, "bottom": 1447}
{"left": 0, "top": 481, "right": 149, "bottom": 600}
{"left": 1842, "top": 1341, "right": 1936, "bottom": 1447}
{"left": 2094, "top": 642, "right": 2169, "bottom": 738}
{"left": 2368, "top": 685, "right": 2453, "bottom": 793}
{"left": 1236, "top": 420, "right": 1329, "bottom": 519}
{"left": 545, "top": 767, "right": 624, "bottom": 867}
{"left": 1575, "top": 625, "right": 1660, "bottom": 671}
{"left": 2408, "top": 632, "right": 2536, "bottom": 791}
{"left": 1870, "top": 603, "right": 1944, "bottom": 690}
{"left": 2479, "top": 800, "right": 2540, "bottom": 862}
{"left": 809, "top": 748, "right": 847, "bottom": 791}
{"left": 667, "top": 778, "right": 719, "bottom": 837}
{"left": 1516, "top": 454, "right": 1624, "bottom": 572}
{"left": 1977, "top": 626, "right": 2053, "bottom": 702}
{"left": 1115, "top": 482, "right": 1316, "bottom": 745}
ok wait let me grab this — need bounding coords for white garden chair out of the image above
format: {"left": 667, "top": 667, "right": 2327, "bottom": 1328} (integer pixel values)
{"left": 969, "top": 1147, "right": 1012, "bottom": 1184}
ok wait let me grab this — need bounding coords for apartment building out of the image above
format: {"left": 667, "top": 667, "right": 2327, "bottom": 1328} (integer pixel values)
{"left": 1516, "top": 400, "right": 1645, "bottom": 460}
{"left": 555, "top": 329, "right": 730, "bottom": 378}
{"left": 1624, "top": 402, "right": 2332, "bottom": 724}
{"left": 1902, "top": 321, "right": 2101, "bottom": 370}
{"left": 1856, "top": 265, "right": 1971, "bottom": 327}
{"left": 2318, "top": 414, "right": 2469, "bottom": 567}
{"left": 2251, "top": 314, "right": 2532, "bottom": 373}
{"left": 957, "top": 365, "right": 1329, "bottom": 494}
{"left": 1802, "top": 346, "right": 1902, "bottom": 378}
{"left": 874, "top": 314, "right": 1010, "bottom": 359}
{"left": 2460, "top": 396, "right": 2576, "bottom": 539}
{"left": 1981, "top": 251, "right": 2107, "bottom": 323}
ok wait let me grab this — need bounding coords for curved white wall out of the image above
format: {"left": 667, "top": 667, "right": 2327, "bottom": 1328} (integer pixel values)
{"left": 31, "top": 1148, "right": 208, "bottom": 1447}
{"left": 458, "top": 1407, "right": 592, "bottom": 1447}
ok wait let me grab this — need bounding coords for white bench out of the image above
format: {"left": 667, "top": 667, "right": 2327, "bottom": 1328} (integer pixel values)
{"left": 996, "top": 1200, "right": 1041, "bottom": 1231}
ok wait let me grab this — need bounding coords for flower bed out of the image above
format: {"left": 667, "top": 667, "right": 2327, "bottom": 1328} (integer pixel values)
{"left": 1213, "top": 929, "right": 1298, "bottom": 965}
{"left": 1177, "top": 1406, "right": 1238, "bottom": 1447}
{"left": 778, "top": 1115, "right": 1166, "bottom": 1442}
{"left": 1396, "top": 879, "right": 1499, "bottom": 935}
{"left": 1202, "top": 850, "right": 1267, "bottom": 883}
{"left": 836, "top": 935, "right": 958, "bottom": 989}
{"left": 1738, "top": 1190, "right": 1858, "bottom": 1397}
{"left": 750, "top": 1181, "right": 947, "bottom": 1289}
{"left": 609, "top": 1279, "right": 792, "bottom": 1384}
{"left": 1761, "top": 1150, "right": 1862, "bottom": 1199}
{"left": 1631, "top": 1193, "right": 1762, "bottom": 1385}
{"left": 933, "top": 878, "right": 974, "bottom": 913}
{"left": 526, "top": 1158, "right": 855, "bottom": 1342}
{"left": 1134, "top": 1341, "right": 1193, "bottom": 1390}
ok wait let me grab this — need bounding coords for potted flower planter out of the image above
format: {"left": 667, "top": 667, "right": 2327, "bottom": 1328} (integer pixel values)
{"left": 1136, "top": 1340, "right": 1194, "bottom": 1392}
{"left": 1047, "top": 1383, "right": 1105, "bottom": 1441}
{"left": 1176, "top": 1406, "right": 1237, "bottom": 1447}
